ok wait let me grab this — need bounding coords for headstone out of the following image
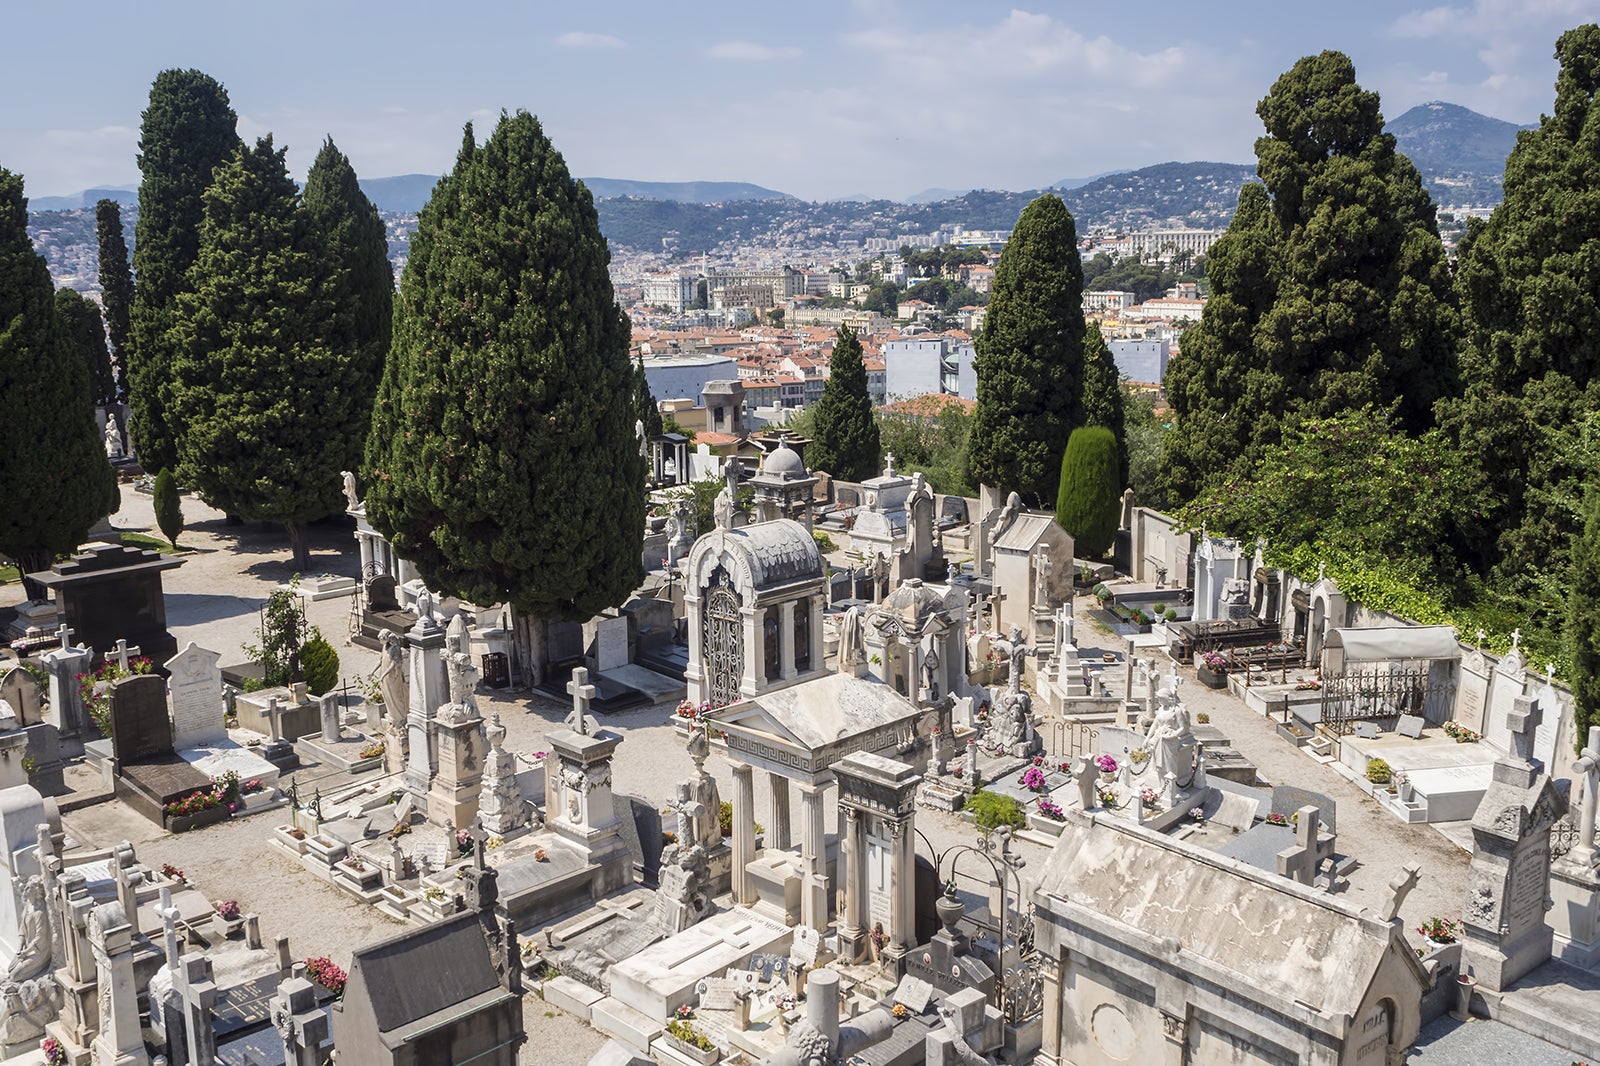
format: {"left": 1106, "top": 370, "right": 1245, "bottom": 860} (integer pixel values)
{"left": 109, "top": 674, "right": 173, "bottom": 762}
{"left": 165, "top": 642, "right": 225, "bottom": 749}
{"left": 41, "top": 641, "right": 93, "bottom": 735}
{"left": 1455, "top": 654, "right": 1492, "bottom": 735}
{"left": 1353, "top": 721, "right": 1380, "bottom": 739}
{"left": 271, "top": 976, "right": 329, "bottom": 1066}
{"left": 696, "top": 977, "right": 737, "bottom": 1012}
{"left": 1270, "top": 785, "right": 1338, "bottom": 834}
{"left": 791, "top": 925, "right": 820, "bottom": 967}
{"left": 1396, "top": 714, "right": 1425, "bottom": 740}
{"left": 318, "top": 693, "right": 340, "bottom": 743}
{"left": 365, "top": 573, "right": 399, "bottom": 612}
{"left": 595, "top": 616, "right": 630, "bottom": 673}
{"left": 0, "top": 667, "right": 44, "bottom": 726}
{"left": 1275, "top": 806, "right": 1333, "bottom": 887}
{"left": 1484, "top": 651, "right": 1529, "bottom": 753}
{"left": 893, "top": 973, "right": 935, "bottom": 1015}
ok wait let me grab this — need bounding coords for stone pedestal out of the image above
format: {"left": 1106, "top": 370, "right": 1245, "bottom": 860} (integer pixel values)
{"left": 1549, "top": 856, "right": 1600, "bottom": 970}
{"left": 427, "top": 708, "right": 485, "bottom": 833}
{"left": 88, "top": 901, "right": 148, "bottom": 1066}
{"left": 41, "top": 643, "right": 94, "bottom": 735}
{"left": 546, "top": 728, "right": 630, "bottom": 896}
{"left": 835, "top": 752, "right": 922, "bottom": 972}
{"left": 478, "top": 714, "right": 530, "bottom": 836}
{"left": 402, "top": 617, "right": 447, "bottom": 801}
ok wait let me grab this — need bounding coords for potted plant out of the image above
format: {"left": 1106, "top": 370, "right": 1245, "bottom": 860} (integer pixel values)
{"left": 212, "top": 899, "right": 244, "bottom": 937}
{"left": 1197, "top": 651, "right": 1228, "bottom": 688}
{"left": 664, "top": 1019, "right": 721, "bottom": 1065}
{"left": 1365, "top": 757, "right": 1393, "bottom": 787}
{"left": 1414, "top": 916, "right": 1461, "bottom": 962}
{"left": 1094, "top": 754, "right": 1119, "bottom": 782}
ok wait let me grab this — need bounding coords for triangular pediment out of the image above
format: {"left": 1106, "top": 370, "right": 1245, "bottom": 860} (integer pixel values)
{"left": 705, "top": 699, "right": 810, "bottom": 749}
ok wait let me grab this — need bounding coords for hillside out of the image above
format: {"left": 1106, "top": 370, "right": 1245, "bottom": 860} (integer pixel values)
{"left": 1385, "top": 101, "right": 1536, "bottom": 208}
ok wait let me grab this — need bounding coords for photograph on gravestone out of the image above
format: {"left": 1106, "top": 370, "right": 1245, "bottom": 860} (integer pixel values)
{"left": 790, "top": 925, "right": 820, "bottom": 967}
{"left": 697, "top": 977, "right": 737, "bottom": 1012}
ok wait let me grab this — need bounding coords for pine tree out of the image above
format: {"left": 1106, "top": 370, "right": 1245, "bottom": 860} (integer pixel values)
{"left": 169, "top": 137, "right": 351, "bottom": 569}
{"left": 1054, "top": 427, "right": 1120, "bottom": 559}
{"left": 1446, "top": 25, "right": 1600, "bottom": 596}
{"left": 0, "top": 170, "right": 117, "bottom": 595}
{"left": 95, "top": 199, "right": 134, "bottom": 398}
{"left": 967, "top": 193, "right": 1086, "bottom": 505}
{"left": 54, "top": 288, "right": 116, "bottom": 407}
{"left": 300, "top": 137, "right": 392, "bottom": 481}
{"left": 1570, "top": 481, "right": 1600, "bottom": 754}
{"left": 363, "top": 114, "right": 645, "bottom": 667}
{"left": 129, "top": 69, "right": 240, "bottom": 473}
{"left": 1159, "top": 51, "right": 1458, "bottom": 505}
{"left": 1079, "top": 324, "right": 1128, "bottom": 488}
{"left": 808, "top": 325, "right": 880, "bottom": 482}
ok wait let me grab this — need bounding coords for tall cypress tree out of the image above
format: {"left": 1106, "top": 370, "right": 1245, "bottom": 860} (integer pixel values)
{"left": 1446, "top": 25, "right": 1600, "bottom": 592}
{"left": 967, "top": 193, "right": 1086, "bottom": 506}
{"left": 0, "top": 171, "right": 117, "bottom": 595}
{"left": 1055, "top": 427, "right": 1120, "bottom": 559}
{"left": 169, "top": 138, "right": 350, "bottom": 569}
{"left": 1569, "top": 481, "right": 1600, "bottom": 753}
{"left": 1079, "top": 324, "right": 1127, "bottom": 488}
{"left": 54, "top": 288, "right": 116, "bottom": 406}
{"left": 129, "top": 70, "right": 240, "bottom": 472}
{"left": 635, "top": 354, "right": 664, "bottom": 439}
{"left": 808, "top": 324, "right": 880, "bottom": 482}
{"left": 301, "top": 137, "right": 392, "bottom": 483}
{"left": 1159, "top": 51, "right": 1458, "bottom": 505}
{"left": 95, "top": 198, "right": 134, "bottom": 399}
{"left": 363, "top": 114, "right": 645, "bottom": 672}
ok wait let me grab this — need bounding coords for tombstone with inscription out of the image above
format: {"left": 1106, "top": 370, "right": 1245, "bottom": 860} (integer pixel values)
{"left": 1461, "top": 695, "right": 1567, "bottom": 991}
{"left": 108, "top": 674, "right": 173, "bottom": 763}
{"left": 166, "top": 642, "right": 225, "bottom": 749}
{"left": 654, "top": 841, "right": 715, "bottom": 934}
{"left": 1454, "top": 639, "right": 1492, "bottom": 735}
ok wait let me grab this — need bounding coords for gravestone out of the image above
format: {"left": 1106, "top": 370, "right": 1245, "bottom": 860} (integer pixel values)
{"left": 594, "top": 615, "right": 630, "bottom": 673}
{"left": 1269, "top": 785, "right": 1338, "bottom": 834}
{"left": 365, "top": 574, "right": 399, "bottom": 612}
{"left": 1532, "top": 670, "right": 1563, "bottom": 771}
{"left": 0, "top": 667, "right": 44, "bottom": 726}
{"left": 696, "top": 977, "right": 737, "bottom": 1012}
{"left": 1484, "top": 644, "right": 1529, "bottom": 752}
{"left": 1353, "top": 722, "right": 1380, "bottom": 739}
{"left": 109, "top": 674, "right": 173, "bottom": 762}
{"left": 1455, "top": 653, "right": 1492, "bottom": 735}
{"left": 166, "top": 642, "right": 225, "bottom": 749}
{"left": 1396, "top": 714, "right": 1425, "bottom": 740}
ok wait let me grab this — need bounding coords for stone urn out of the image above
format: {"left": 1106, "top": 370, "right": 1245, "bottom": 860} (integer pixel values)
{"left": 936, "top": 894, "right": 965, "bottom": 937}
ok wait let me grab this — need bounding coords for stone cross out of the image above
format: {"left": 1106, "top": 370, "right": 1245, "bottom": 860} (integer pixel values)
{"left": 1507, "top": 695, "right": 1541, "bottom": 765}
{"left": 1510, "top": 628, "right": 1522, "bottom": 652}
{"left": 1075, "top": 755, "right": 1098, "bottom": 811}
{"left": 1275, "top": 806, "right": 1331, "bottom": 887}
{"left": 1378, "top": 864, "right": 1422, "bottom": 922}
{"left": 469, "top": 815, "right": 489, "bottom": 874}
{"left": 271, "top": 976, "right": 329, "bottom": 1066}
{"left": 157, "top": 887, "right": 182, "bottom": 969}
{"left": 884, "top": 451, "right": 896, "bottom": 476}
{"left": 56, "top": 623, "right": 75, "bottom": 651}
{"left": 1475, "top": 628, "right": 1487, "bottom": 648}
{"left": 264, "top": 696, "right": 286, "bottom": 742}
{"left": 1317, "top": 560, "right": 1326, "bottom": 583}
{"left": 566, "top": 667, "right": 598, "bottom": 735}
{"left": 180, "top": 952, "right": 219, "bottom": 1066}
{"left": 113, "top": 638, "right": 140, "bottom": 672}
{"left": 1573, "top": 725, "right": 1600, "bottom": 864}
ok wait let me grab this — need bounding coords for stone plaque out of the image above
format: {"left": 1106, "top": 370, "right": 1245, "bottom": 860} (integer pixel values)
{"left": 166, "top": 642, "right": 225, "bottom": 749}
{"left": 791, "top": 926, "right": 819, "bottom": 967}
{"left": 1454, "top": 664, "right": 1490, "bottom": 735}
{"left": 1533, "top": 680, "right": 1562, "bottom": 771}
{"left": 1270, "top": 786, "right": 1337, "bottom": 833}
{"left": 697, "top": 977, "right": 736, "bottom": 1011}
{"left": 595, "top": 616, "right": 630, "bottom": 672}
{"left": 1506, "top": 841, "right": 1550, "bottom": 933}
{"left": 413, "top": 842, "right": 449, "bottom": 871}
{"left": 109, "top": 674, "right": 173, "bottom": 762}
{"left": 0, "top": 667, "right": 44, "bottom": 726}
{"left": 1396, "top": 714, "right": 1425, "bottom": 740}
{"left": 893, "top": 973, "right": 934, "bottom": 1014}
{"left": 725, "top": 969, "right": 759, "bottom": 994}
{"left": 748, "top": 953, "right": 788, "bottom": 982}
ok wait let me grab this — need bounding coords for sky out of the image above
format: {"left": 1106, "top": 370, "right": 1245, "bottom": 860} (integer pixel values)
{"left": 4, "top": 0, "right": 1599, "bottom": 203}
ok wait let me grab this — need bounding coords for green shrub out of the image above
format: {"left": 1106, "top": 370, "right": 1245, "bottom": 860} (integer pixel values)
{"left": 1365, "top": 757, "right": 1392, "bottom": 785}
{"left": 1054, "top": 426, "right": 1120, "bottom": 558}
{"left": 964, "top": 789, "right": 1026, "bottom": 831}
{"left": 813, "top": 529, "right": 836, "bottom": 553}
{"left": 300, "top": 635, "right": 340, "bottom": 696}
{"left": 153, "top": 468, "right": 183, "bottom": 549}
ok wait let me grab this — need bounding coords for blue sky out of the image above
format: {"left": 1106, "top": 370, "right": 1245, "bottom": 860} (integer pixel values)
{"left": 5, "top": 0, "right": 1597, "bottom": 202}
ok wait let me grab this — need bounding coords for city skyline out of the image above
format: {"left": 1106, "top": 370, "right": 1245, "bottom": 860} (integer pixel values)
{"left": 4, "top": 0, "right": 1597, "bottom": 202}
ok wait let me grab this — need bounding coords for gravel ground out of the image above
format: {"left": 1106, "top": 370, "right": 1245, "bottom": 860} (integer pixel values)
{"left": 12, "top": 491, "right": 1476, "bottom": 1062}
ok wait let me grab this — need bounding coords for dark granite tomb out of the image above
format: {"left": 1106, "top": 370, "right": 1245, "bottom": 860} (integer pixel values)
{"left": 34, "top": 543, "right": 184, "bottom": 671}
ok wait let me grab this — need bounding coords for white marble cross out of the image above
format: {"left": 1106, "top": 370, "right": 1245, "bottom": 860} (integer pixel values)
{"left": 1475, "top": 628, "right": 1487, "bottom": 648}
{"left": 566, "top": 668, "right": 598, "bottom": 735}
{"left": 1506, "top": 695, "right": 1541, "bottom": 764}
{"left": 56, "top": 623, "right": 75, "bottom": 651}
{"left": 1510, "top": 628, "right": 1522, "bottom": 652}
{"left": 884, "top": 451, "right": 896, "bottom": 476}
{"left": 113, "top": 638, "right": 140, "bottom": 671}
{"left": 157, "top": 887, "right": 182, "bottom": 968}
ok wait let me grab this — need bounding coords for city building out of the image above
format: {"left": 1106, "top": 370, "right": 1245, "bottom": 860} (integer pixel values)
{"left": 880, "top": 335, "right": 976, "bottom": 402}
{"left": 1108, "top": 338, "right": 1170, "bottom": 385}
{"left": 639, "top": 270, "right": 698, "bottom": 313}
{"left": 1083, "top": 290, "right": 1138, "bottom": 314}
{"left": 641, "top": 353, "right": 738, "bottom": 403}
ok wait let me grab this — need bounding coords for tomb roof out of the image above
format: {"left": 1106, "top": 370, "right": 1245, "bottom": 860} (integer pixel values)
{"left": 993, "top": 513, "right": 1057, "bottom": 552}
{"left": 344, "top": 911, "right": 503, "bottom": 1036}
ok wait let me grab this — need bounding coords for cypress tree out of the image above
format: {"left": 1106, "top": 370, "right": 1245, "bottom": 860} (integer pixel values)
{"left": 1159, "top": 51, "right": 1458, "bottom": 505}
{"left": 1054, "top": 427, "right": 1120, "bottom": 559}
{"left": 169, "top": 137, "right": 350, "bottom": 569}
{"left": 54, "top": 288, "right": 116, "bottom": 407}
{"left": 363, "top": 114, "right": 645, "bottom": 668}
{"left": 0, "top": 170, "right": 117, "bottom": 595}
{"left": 808, "top": 325, "right": 880, "bottom": 482}
{"left": 967, "top": 194, "right": 1086, "bottom": 506}
{"left": 1446, "top": 25, "right": 1600, "bottom": 592}
{"left": 95, "top": 198, "right": 134, "bottom": 399}
{"left": 129, "top": 70, "right": 240, "bottom": 472}
{"left": 301, "top": 137, "right": 392, "bottom": 480}
{"left": 153, "top": 467, "right": 183, "bottom": 549}
{"left": 1079, "top": 324, "right": 1128, "bottom": 488}
{"left": 1570, "top": 482, "right": 1600, "bottom": 753}
{"left": 635, "top": 354, "right": 664, "bottom": 439}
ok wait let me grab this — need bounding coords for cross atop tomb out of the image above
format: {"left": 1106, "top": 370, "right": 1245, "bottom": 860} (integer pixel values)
{"left": 1507, "top": 694, "right": 1542, "bottom": 765}
{"left": 264, "top": 696, "right": 286, "bottom": 742}
{"left": 112, "top": 638, "right": 140, "bottom": 671}
{"left": 469, "top": 815, "right": 489, "bottom": 874}
{"left": 1378, "top": 864, "right": 1421, "bottom": 922}
{"left": 1571, "top": 726, "right": 1599, "bottom": 864}
{"left": 1317, "top": 560, "right": 1326, "bottom": 583}
{"left": 566, "top": 667, "right": 598, "bottom": 735}
{"left": 157, "top": 887, "right": 182, "bottom": 968}
{"left": 1476, "top": 628, "right": 1487, "bottom": 648}
{"left": 1510, "top": 628, "right": 1522, "bottom": 652}
{"left": 1275, "top": 806, "right": 1333, "bottom": 887}
{"left": 56, "top": 623, "right": 74, "bottom": 651}
{"left": 1546, "top": 662, "right": 1557, "bottom": 685}
{"left": 884, "top": 451, "right": 896, "bottom": 476}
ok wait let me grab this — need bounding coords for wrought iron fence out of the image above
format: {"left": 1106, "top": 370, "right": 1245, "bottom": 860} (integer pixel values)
{"left": 1319, "top": 665, "right": 1433, "bottom": 734}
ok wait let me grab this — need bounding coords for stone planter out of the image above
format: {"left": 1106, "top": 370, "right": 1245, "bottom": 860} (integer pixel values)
{"left": 166, "top": 803, "right": 231, "bottom": 833}
{"left": 274, "top": 825, "right": 309, "bottom": 853}
{"left": 304, "top": 835, "right": 348, "bottom": 867}
{"left": 335, "top": 859, "right": 384, "bottom": 891}
{"left": 212, "top": 915, "right": 244, "bottom": 938}
{"left": 1197, "top": 665, "right": 1228, "bottom": 689}
{"left": 1027, "top": 812, "right": 1066, "bottom": 837}
{"left": 665, "top": 1035, "right": 721, "bottom": 1066}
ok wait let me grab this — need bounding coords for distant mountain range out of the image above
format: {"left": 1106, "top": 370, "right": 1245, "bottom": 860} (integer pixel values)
{"left": 29, "top": 185, "right": 137, "bottom": 212}
{"left": 1387, "top": 101, "right": 1534, "bottom": 177}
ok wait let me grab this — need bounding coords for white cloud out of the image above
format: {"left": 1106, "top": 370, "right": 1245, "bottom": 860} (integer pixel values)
{"left": 555, "top": 31, "right": 624, "bottom": 49}
{"left": 707, "top": 41, "right": 803, "bottom": 61}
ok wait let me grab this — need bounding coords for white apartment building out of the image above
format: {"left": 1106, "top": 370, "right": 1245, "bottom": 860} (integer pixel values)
{"left": 1115, "top": 228, "right": 1224, "bottom": 261}
{"left": 1127, "top": 297, "right": 1205, "bottom": 321}
{"left": 1083, "top": 290, "right": 1138, "bottom": 314}
{"left": 880, "top": 335, "right": 977, "bottom": 403}
{"left": 1108, "top": 338, "right": 1170, "bottom": 385}
{"left": 640, "top": 270, "right": 698, "bottom": 312}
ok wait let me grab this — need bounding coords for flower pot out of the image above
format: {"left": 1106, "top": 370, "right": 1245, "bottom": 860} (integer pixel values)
{"left": 1197, "top": 665, "right": 1227, "bottom": 689}
{"left": 935, "top": 894, "right": 965, "bottom": 936}
{"left": 666, "top": 1035, "right": 721, "bottom": 1065}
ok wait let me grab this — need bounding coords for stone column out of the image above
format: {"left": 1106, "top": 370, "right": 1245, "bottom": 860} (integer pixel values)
{"left": 42, "top": 642, "right": 93, "bottom": 734}
{"left": 779, "top": 601, "right": 797, "bottom": 680}
{"left": 684, "top": 591, "right": 704, "bottom": 704}
{"left": 357, "top": 534, "right": 374, "bottom": 578}
{"left": 839, "top": 807, "right": 866, "bottom": 962}
{"left": 808, "top": 596, "right": 825, "bottom": 676}
{"left": 89, "top": 900, "right": 148, "bottom": 1066}
{"left": 833, "top": 753, "right": 922, "bottom": 975}
{"left": 798, "top": 781, "right": 829, "bottom": 934}
{"left": 768, "top": 776, "right": 792, "bottom": 851}
{"left": 732, "top": 762, "right": 757, "bottom": 905}
{"left": 892, "top": 819, "right": 915, "bottom": 958}
{"left": 403, "top": 615, "right": 447, "bottom": 800}
{"left": 741, "top": 608, "right": 764, "bottom": 696}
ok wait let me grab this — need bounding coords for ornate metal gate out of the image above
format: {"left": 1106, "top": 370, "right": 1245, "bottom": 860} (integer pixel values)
{"left": 702, "top": 569, "right": 743, "bottom": 707}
